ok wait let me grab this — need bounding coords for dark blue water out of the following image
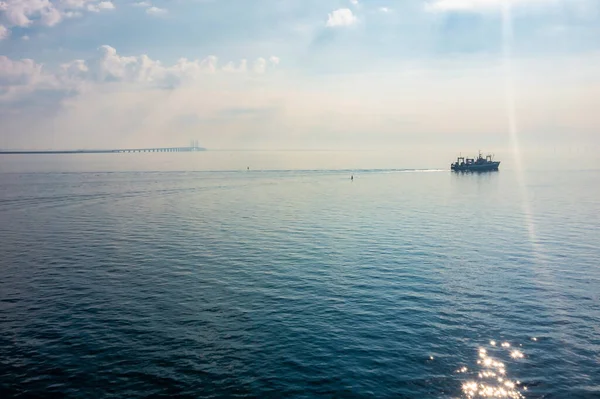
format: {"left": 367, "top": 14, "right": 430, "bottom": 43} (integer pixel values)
{"left": 1, "top": 155, "right": 599, "bottom": 398}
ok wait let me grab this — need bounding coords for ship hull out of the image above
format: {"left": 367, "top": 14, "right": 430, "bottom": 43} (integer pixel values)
{"left": 451, "top": 162, "right": 500, "bottom": 172}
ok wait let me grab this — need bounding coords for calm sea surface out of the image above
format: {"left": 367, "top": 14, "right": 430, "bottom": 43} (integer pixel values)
{"left": 1, "top": 152, "right": 599, "bottom": 398}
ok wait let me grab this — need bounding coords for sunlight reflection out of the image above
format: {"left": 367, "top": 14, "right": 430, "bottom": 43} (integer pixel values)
{"left": 460, "top": 341, "right": 527, "bottom": 398}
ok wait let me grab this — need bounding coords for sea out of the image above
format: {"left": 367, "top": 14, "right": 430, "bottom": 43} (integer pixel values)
{"left": 0, "top": 151, "right": 599, "bottom": 398}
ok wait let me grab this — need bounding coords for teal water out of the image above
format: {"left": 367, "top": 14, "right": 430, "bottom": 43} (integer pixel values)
{"left": 0, "top": 153, "right": 599, "bottom": 398}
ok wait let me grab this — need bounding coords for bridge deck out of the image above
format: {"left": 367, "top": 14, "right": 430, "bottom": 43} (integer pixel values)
{"left": 0, "top": 147, "right": 206, "bottom": 155}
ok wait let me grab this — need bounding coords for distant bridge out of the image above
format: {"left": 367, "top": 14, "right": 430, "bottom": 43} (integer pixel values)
{"left": 0, "top": 144, "right": 206, "bottom": 155}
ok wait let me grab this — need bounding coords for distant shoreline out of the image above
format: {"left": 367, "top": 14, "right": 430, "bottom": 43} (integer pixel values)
{"left": 0, "top": 147, "right": 206, "bottom": 155}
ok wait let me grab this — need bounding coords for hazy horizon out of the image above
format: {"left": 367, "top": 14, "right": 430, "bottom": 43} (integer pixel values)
{"left": 1, "top": 0, "right": 599, "bottom": 153}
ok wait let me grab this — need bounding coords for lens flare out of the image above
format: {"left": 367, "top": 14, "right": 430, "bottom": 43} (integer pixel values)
{"left": 500, "top": 0, "right": 561, "bottom": 276}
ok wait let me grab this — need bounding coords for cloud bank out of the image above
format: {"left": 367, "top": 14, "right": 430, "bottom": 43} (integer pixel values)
{"left": 0, "top": 0, "right": 114, "bottom": 37}
{"left": 0, "top": 45, "right": 281, "bottom": 106}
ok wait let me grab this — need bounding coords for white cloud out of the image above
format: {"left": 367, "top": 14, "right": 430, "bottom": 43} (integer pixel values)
{"left": 253, "top": 56, "right": 281, "bottom": 73}
{"left": 54, "top": 59, "right": 91, "bottom": 90}
{"left": 0, "top": 56, "right": 43, "bottom": 85}
{"left": 91, "top": 45, "right": 147, "bottom": 81}
{"left": 132, "top": 1, "right": 150, "bottom": 6}
{"left": 0, "top": 0, "right": 61, "bottom": 27}
{"left": 146, "top": 6, "right": 166, "bottom": 15}
{"left": 87, "top": 1, "right": 114, "bottom": 12}
{"left": 253, "top": 58, "right": 266, "bottom": 74}
{"left": 379, "top": 7, "right": 390, "bottom": 13}
{"left": 326, "top": 8, "right": 357, "bottom": 27}
{"left": 0, "top": 55, "right": 62, "bottom": 103}
{"left": 350, "top": 0, "right": 358, "bottom": 5}
{"left": 61, "top": 59, "right": 89, "bottom": 78}
{"left": 98, "top": 1, "right": 114, "bottom": 10}
{"left": 40, "top": 5, "right": 62, "bottom": 25}
{"left": 61, "top": 0, "right": 96, "bottom": 8}
{"left": 0, "top": 0, "right": 115, "bottom": 37}
{"left": 0, "top": 25, "right": 9, "bottom": 40}
{"left": 1, "top": 46, "right": 280, "bottom": 102}
{"left": 222, "top": 59, "right": 247, "bottom": 73}
{"left": 21, "top": 34, "right": 29, "bottom": 40}
{"left": 198, "top": 55, "right": 218, "bottom": 73}
{"left": 64, "top": 11, "right": 83, "bottom": 18}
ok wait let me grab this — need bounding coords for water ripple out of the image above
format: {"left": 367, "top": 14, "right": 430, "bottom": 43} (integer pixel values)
{"left": 1, "top": 169, "right": 599, "bottom": 398}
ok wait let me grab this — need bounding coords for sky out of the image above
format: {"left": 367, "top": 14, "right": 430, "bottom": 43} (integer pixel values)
{"left": 0, "top": 0, "right": 599, "bottom": 150}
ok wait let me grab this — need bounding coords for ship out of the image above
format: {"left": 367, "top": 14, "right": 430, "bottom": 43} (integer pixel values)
{"left": 451, "top": 151, "right": 500, "bottom": 172}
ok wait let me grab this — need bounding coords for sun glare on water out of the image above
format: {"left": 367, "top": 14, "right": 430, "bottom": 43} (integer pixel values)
{"left": 459, "top": 341, "right": 528, "bottom": 398}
